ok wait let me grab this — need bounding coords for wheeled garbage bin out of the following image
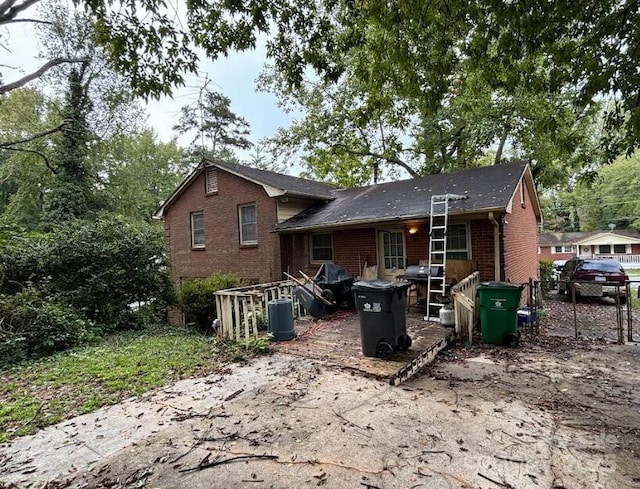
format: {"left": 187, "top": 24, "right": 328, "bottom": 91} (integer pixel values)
{"left": 352, "top": 280, "right": 412, "bottom": 359}
{"left": 477, "top": 281, "right": 524, "bottom": 346}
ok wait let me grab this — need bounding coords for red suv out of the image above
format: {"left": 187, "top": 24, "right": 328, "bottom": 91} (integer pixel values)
{"left": 558, "top": 258, "right": 629, "bottom": 304}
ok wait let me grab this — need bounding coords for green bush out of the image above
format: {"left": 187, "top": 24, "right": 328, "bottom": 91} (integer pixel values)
{"left": 539, "top": 259, "right": 554, "bottom": 297}
{"left": 178, "top": 273, "right": 242, "bottom": 329}
{"left": 0, "top": 217, "right": 176, "bottom": 328}
{"left": 0, "top": 287, "right": 97, "bottom": 367}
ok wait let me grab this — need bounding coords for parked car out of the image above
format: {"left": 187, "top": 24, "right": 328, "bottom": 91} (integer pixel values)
{"left": 552, "top": 260, "right": 567, "bottom": 287}
{"left": 558, "top": 258, "right": 629, "bottom": 303}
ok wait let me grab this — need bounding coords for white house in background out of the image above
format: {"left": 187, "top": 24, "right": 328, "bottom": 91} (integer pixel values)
{"left": 538, "top": 229, "right": 640, "bottom": 269}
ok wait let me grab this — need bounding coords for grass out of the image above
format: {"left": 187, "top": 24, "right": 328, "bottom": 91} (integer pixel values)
{"left": 0, "top": 325, "right": 263, "bottom": 443}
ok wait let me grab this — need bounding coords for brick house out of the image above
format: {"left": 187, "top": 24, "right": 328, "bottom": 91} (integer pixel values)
{"left": 155, "top": 159, "right": 542, "bottom": 290}
{"left": 539, "top": 230, "right": 640, "bottom": 269}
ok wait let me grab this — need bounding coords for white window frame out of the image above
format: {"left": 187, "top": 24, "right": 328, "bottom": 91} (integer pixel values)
{"left": 552, "top": 245, "right": 574, "bottom": 254}
{"left": 190, "top": 211, "right": 205, "bottom": 249}
{"left": 446, "top": 223, "right": 470, "bottom": 260}
{"left": 310, "top": 233, "right": 333, "bottom": 263}
{"left": 239, "top": 203, "right": 258, "bottom": 245}
{"left": 205, "top": 168, "right": 218, "bottom": 194}
{"left": 599, "top": 244, "right": 629, "bottom": 254}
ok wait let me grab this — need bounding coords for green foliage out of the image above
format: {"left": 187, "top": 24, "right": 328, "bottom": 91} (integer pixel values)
{"left": 0, "top": 287, "right": 97, "bottom": 367}
{"left": 539, "top": 260, "right": 554, "bottom": 295}
{"left": 43, "top": 216, "right": 176, "bottom": 326}
{"left": 0, "top": 217, "right": 175, "bottom": 328}
{"left": 178, "top": 273, "right": 242, "bottom": 329}
{"left": 0, "top": 325, "right": 241, "bottom": 442}
{"left": 574, "top": 153, "right": 640, "bottom": 232}
{"left": 173, "top": 88, "right": 252, "bottom": 154}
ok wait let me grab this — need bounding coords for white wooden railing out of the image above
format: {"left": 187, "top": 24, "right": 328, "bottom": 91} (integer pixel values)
{"left": 214, "top": 280, "right": 305, "bottom": 342}
{"left": 607, "top": 255, "right": 640, "bottom": 269}
{"left": 450, "top": 271, "right": 480, "bottom": 344}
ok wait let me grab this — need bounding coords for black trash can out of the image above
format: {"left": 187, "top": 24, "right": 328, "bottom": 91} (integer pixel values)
{"left": 352, "top": 280, "right": 412, "bottom": 359}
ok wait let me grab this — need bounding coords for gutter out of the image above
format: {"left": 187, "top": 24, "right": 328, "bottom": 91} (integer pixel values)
{"left": 488, "top": 212, "right": 501, "bottom": 281}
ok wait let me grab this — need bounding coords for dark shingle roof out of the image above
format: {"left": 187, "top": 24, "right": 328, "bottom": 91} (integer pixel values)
{"left": 211, "top": 160, "right": 336, "bottom": 200}
{"left": 275, "top": 160, "right": 531, "bottom": 232}
{"left": 537, "top": 232, "right": 595, "bottom": 246}
{"left": 539, "top": 229, "right": 640, "bottom": 246}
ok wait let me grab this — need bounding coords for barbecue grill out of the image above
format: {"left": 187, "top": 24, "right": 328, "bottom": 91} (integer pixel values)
{"left": 403, "top": 265, "right": 449, "bottom": 312}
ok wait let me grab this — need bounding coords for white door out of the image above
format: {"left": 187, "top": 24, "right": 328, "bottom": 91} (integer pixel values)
{"left": 377, "top": 230, "right": 406, "bottom": 281}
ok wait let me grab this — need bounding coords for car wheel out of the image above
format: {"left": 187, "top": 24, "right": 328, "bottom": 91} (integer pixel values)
{"left": 557, "top": 286, "right": 565, "bottom": 296}
{"left": 619, "top": 296, "right": 627, "bottom": 305}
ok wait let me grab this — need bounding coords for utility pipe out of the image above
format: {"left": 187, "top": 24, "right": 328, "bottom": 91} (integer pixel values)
{"left": 488, "top": 212, "right": 501, "bottom": 281}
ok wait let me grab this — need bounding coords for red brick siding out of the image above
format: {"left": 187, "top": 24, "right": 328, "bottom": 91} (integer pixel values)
{"left": 164, "top": 169, "right": 281, "bottom": 284}
{"left": 502, "top": 181, "right": 540, "bottom": 284}
{"left": 470, "top": 219, "right": 500, "bottom": 282}
{"left": 332, "top": 228, "right": 377, "bottom": 276}
{"left": 405, "top": 225, "right": 428, "bottom": 265}
{"left": 538, "top": 246, "right": 574, "bottom": 262}
{"left": 633, "top": 244, "right": 640, "bottom": 254}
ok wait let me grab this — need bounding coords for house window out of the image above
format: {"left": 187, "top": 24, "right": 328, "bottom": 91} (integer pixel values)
{"left": 239, "top": 204, "right": 257, "bottom": 245}
{"left": 190, "top": 211, "right": 205, "bottom": 248}
{"left": 553, "top": 245, "right": 574, "bottom": 254}
{"left": 205, "top": 168, "right": 218, "bottom": 194}
{"left": 447, "top": 223, "right": 469, "bottom": 259}
{"left": 614, "top": 244, "right": 627, "bottom": 254}
{"left": 598, "top": 244, "right": 611, "bottom": 254}
{"left": 383, "top": 231, "right": 405, "bottom": 269}
{"left": 311, "top": 233, "right": 333, "bottom": 262}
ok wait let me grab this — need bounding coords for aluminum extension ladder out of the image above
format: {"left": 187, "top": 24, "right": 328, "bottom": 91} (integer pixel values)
{"left": 425, "top": 193, "right": 467, "bottom": 321}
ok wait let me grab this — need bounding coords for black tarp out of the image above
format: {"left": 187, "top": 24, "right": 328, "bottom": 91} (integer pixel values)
{"left": 314, "top": 263, "right": 355, "bottom": 307}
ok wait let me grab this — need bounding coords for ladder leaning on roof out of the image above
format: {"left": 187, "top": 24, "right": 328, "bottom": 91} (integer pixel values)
{"left": 425, "top": 193, "right": 468, "bottom": 321}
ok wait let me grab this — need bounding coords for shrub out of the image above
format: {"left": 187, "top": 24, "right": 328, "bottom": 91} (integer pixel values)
{"left": 178, "top": 273, "right": 242, "bottom": 329}
{"left": 0, "top": 287, "right": 97, "bottom": 367}
{"left": 539, "top": 259, "right": 554, "bottom": 297}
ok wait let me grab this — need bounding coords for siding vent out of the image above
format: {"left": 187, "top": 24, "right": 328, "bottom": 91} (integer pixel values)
{"left": 206, "top": 168, "right": 218, "bottom": 194}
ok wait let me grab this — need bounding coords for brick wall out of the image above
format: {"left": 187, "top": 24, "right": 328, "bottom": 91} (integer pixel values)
{"left": 502, "top": 180, "right": 540, "bottom": 284}
{"left": 538, "top": 247, "right": 574, "bottom": 262}
{"left": 164, "top": 168, "right": 282, "bottom": 284}
{"left": 470, "top": 219, "right": 500, "bottom": 282}
{"left": 332, "top": 228, "right": 377, "bottom": 276}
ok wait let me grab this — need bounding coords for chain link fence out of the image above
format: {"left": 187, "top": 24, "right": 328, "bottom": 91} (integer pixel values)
{"left": 535, "top": 279, "right": 639, "bottom": 343}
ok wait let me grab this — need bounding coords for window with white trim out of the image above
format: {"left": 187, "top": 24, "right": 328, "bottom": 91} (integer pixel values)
{"left": 190, "top": 211, "right": 205, "bottom": 248}
{"left": 310, "top": 233, "right": 333, "bottom": 262}
{"left": 447, "top": 223, "right": 469, "bottom": 259}
{"left": 599, "top": 244, "right": 629, "bottom": 254}
{"left": 239, "top": 203, "right": 258, "bottom": 245}
{"left": 552, "top": 245, "right": 574, "bottom": 254}
{"left": 205, "top": 168, "right": 218, "bottom": 194}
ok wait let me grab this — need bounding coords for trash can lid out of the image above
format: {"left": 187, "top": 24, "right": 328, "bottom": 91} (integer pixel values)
{"left": 353, "top": 279, "right": 410, "bottom": 291}
{"left": 479, "top": 281, "right": 524, "bottom": 289}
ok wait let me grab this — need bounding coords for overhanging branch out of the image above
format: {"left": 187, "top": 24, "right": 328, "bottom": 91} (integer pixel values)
{"left": 0, "top": 120, "right": 70, "bottom": 147}
{"left": 0, "top": 0, "right": 42, "bottom": 25}
{"left": 0, "top": 57, "right": 88, "bottom": 94}
{"left": 1, "top": 146, "right": 57, "bottom": 174}
{"left": 331, "top": 143, "right": 419, "bottom": 178}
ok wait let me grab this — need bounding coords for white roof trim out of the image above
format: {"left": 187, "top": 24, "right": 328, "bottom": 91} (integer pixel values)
{"left": 575, "top": 232, "right": 640, "bottom": 246}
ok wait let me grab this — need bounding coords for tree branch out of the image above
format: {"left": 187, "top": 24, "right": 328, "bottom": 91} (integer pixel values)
{"left": 4, "top": 17, "right": 52, "bottom": 25}
{"left": 1, "top": 146, "right": 57, "bottom": 174}
{"left": 0, "top": 57, "right": 88, "bottom": 94}
{"left": 331, "top": 143, "right": 419, "bottom": 178}
{"left": 0, "top": 0, "right": 41, "bottom": 25}
{"left": 0, "top": 120, "right": 70, "bottom": 148}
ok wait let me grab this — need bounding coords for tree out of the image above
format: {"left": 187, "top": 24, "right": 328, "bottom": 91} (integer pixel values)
{"left": 574, "top": 154, "right": 640, "bottom": 231}
{"left": 173, "top": 88, "right": 252, "bottom": 155}
{"left": 98, "top": 130, "right": 187, "bottom": 222}
{"left": 3, "top": 0, "right": 638, "bottom": 164}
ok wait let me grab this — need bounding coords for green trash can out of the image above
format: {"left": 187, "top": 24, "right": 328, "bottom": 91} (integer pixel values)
{"left": 477, "top": 281, "right": 524, "bottom": 346}
{"left": 352, "top": 280, "right": 412, "bottom": 359}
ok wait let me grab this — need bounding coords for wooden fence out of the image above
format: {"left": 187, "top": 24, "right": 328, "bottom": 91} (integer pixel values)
{"left": 450, "top": 271, "right": 480, "bottom": 343}
{"left": 214, "top": 280, "right": 304, "bottom": 342}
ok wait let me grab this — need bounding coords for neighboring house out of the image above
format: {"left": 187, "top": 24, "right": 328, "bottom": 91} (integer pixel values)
{"left": 155, "top": 159, "right": 542, "bottom": 295}
{"left": 538, "top": 229, "right": 640, "bottom": 268}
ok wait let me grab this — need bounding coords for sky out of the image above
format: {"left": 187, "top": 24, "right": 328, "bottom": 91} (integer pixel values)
{"left": 1, "top": 5, "right": 296, "bottom": 168}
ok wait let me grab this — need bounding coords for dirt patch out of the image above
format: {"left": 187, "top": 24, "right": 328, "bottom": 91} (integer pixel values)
{"left": 5, "top": 335, "right": 633, "bottom": 489}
